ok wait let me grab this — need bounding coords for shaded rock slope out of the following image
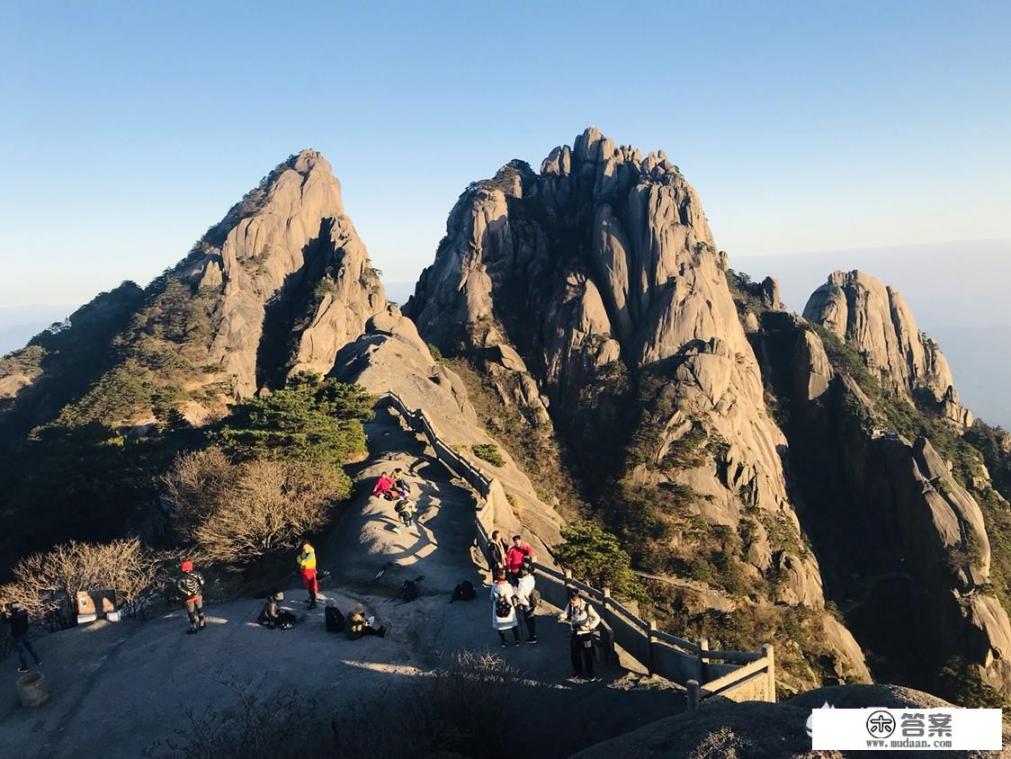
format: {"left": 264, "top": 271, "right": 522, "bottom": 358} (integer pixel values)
{"left": 736, "top": 269, "right": 1011, "bottom": 702}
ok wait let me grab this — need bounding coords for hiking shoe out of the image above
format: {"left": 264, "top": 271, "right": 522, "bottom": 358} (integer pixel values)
{"left": 17, "top": 666, "right": 29, "bottom": 673}
{"left": 527, "top": 638, "right": 538, "bottom": 644}
{"left": 500, "top": 642, "right": 508, "bottom": 648}
{"left": 186, "top": 628, "right": 198, "bottom": 635}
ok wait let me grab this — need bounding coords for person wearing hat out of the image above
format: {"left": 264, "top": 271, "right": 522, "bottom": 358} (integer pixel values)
{"left": 175, "top": 560, "right": 206, "bottom": 634}
{"left": 297, "top": 541, "right": 319, "bottom": 609}
{"left": 346, "top": 602, "right": 387, "bottom": 639}
{"left": 258, "top": 591, "right": 296, "bottom": 630}
{"left": 560, "top": 589, "right": 601, "bottom": 681}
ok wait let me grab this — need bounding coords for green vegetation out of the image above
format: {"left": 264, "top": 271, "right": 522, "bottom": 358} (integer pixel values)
{"left": 471, "top": 443, "right": 506, "bottom": 467}
{"left": 213, "top": 373, "right": 372, "bottom": 478}
{"left": 935, "top": 656, "right": 1007, "bottom": 708}
{"left": 554, "top": 521, "right": 645, "bottom": 601}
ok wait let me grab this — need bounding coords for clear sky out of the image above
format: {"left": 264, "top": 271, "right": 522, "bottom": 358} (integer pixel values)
{"left": 1, "top": 1, "right": 1009, "bottom": 307}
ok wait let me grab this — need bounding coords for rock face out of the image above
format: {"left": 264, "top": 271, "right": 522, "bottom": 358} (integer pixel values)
{"left": 1, "top": 150, "right": 387, "bottom": 433}
{"left": 804, "top": 270, "right": 972, "bottom": 426}
{"left": 744, "top": 298, "right": 1011, "bottom": 700}
{"left": 178, "top": 149, "right": 386, "bottom": 398}
{"left": 407, "top": 128, "right": 868, "bottom": 687}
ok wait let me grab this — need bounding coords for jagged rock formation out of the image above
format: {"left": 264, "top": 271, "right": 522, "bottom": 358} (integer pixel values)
{"left": 407, "top": 128, "right": 868, "bottom": 688}
{"left": 1, "top": 150, "right": 386, "bottom": 434}
{"left": 804, "top": 270, "right": 972, "bottom": 426}
{"left": 739, "top": 273, "right": 1011, "bottom": 701}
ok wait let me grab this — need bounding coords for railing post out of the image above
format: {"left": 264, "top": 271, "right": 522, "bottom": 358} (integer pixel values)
{"left": 648, "top": 619, "right": 657, "bottom": 676}
{"left": 698, "top": 637, "right": 709, "bottom": 683}
{"left": 763, "top": 643, "right": 776, "bottom": 703}
{"left": 687, "top": 679, "right": 700, "bottom": 711}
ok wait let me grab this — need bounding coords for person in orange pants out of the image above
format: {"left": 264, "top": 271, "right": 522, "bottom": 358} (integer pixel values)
{"left": 297, "top": 541, "right": 318, "bottom": 609}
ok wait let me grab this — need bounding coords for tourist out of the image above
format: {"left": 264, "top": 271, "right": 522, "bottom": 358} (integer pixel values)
{"left": 346, "top": 603, "right": 387, "bottom": 639}
{"left": 175, "top": 560, "right": 206, "bottom": 635}
{"left": 505, "top": 534, "right": 533, "bottom": 583}
{"left": 392, "top": 468, "right": 411, "bottom": 498}
{"left": 257, "top": 591, "right": 296, "bottom": 629}
{"left": 486, "top": 530, "right": 507, "bottom": 578}
{"left": 491, "top": 573, "right": 520, "bottom": 647}
{"left": 3, "top": 603, "right": 41, "bottom": 672}
{"left": 394, "top": 497, "right": 416, "bottom": 532}
{"left": 512, "top": 566, "right": 539, "bottom": 643}
{"left": 560, "top": 589, "right": 601, "bottom": 681}
{"left": 297, "top": 541, "right": 319, "bottom": 609}
{"left": 371, "top": 471, "right": 395, "bottom": 499}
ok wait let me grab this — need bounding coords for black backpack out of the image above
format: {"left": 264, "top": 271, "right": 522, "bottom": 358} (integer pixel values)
{"left": 451, "top": 581, "right": 477, "bottom": 603}
{"left": 401, "top": 576, "right": 423, "bottom": 602}
{"left": 325, "top": 605, "right": 345, "bottom": 633}
{"left": 495, "top": 596, "right": 513, "bottom": 618}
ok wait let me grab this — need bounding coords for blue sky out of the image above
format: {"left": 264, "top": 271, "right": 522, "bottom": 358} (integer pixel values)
{"left": 1, "top": 1, "right": 1009, "bottom": 307}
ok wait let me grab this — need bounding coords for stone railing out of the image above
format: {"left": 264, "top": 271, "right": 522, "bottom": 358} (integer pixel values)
{"left": 377, "top": 392, "right": 776, "bottom": 706}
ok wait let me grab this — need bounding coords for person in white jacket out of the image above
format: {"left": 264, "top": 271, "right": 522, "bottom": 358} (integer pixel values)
{"left": 490, "top": 574, "right": 520, "bottom": 647}
{"left": 560, "top": 589, "right": 601, "bottom": 681}
{"left": 512, "top": 566, "right": 538, "bottom": 643}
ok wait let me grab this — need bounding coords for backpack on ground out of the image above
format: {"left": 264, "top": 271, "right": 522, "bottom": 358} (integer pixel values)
{"left": 527, "top": 588, "right": 541, "bottom": 610}
{"left": 325, "top": 605, "right": 345, "bottom": 633}
{"left": 401, "top": 576, "right": 423, "bottom": 602}
{"left": 495, "top": 596, "right": 513, "bottom": 619}
{"left": 451, "top": 580, "right": 476, "bottom": 603}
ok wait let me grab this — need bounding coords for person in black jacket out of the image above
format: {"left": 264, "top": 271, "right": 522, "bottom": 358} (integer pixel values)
{"left": 4, "top": 604, "right": 41, "bottom": 673}
{"left": 257, "top": 592, "right": 295, "bottom": 630}
{"left": 175, "top": 560, "right": 206, "bottom": 634}
{"left": 486, "top": 530, "right": 507, "bottom": 578}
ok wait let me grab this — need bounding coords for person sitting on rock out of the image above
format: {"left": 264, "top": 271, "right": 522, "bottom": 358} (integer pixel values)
{"left": 258, "top": 591, "right": 296, "bottom": 630}
{"left": 392, "top": 468, "right": 411, "bottom": 498}
{"left": 371, "top": 472, "right": 395, "bottom": 500}
{"left": 346, "top": 603, "right": 387, "bottom": 639}
{"left": 393, "top": 497, "right": 416, "bottom": 531}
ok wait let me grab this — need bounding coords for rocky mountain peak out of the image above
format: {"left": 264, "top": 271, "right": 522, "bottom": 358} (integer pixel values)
{"left": 803, "top": 269, "right": 971, "bottom": 426}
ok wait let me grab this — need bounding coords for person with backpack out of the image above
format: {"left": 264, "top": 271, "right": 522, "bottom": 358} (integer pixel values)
{"left": 393, "top": 497, "right": 416, "bottom": 532}
{"left": 490, "top": 573, "right": 520, "bottom": 647}
{"left": 486, "top": 530, "right": 507, "bottom": 578}
{"left": 297, "top": 541, "right": 319, "bottom": 609}
{"left": 175, "top": 560, "right": 206, "bottom": 635}
{"left": 560, "top": 589, "right": 601, "bottom": 681}
{"left": 512, "top": 566, "right": 539, "bottom": 643}
{"left": 3, "top": 603, "right": 41, "bottom": 672}
{"left": 505, "top": 535, "right": 533, "bottom": 583}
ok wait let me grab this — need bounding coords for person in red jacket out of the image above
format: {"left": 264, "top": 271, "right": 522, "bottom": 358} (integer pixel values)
{"left": 371, "top": 472, "right": 395, "bottom": 499}
{"left": 505, "top": 535, "right": 533, "bottom": 583}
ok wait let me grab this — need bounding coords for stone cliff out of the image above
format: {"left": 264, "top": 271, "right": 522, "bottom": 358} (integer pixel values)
{"left": 407, "top": 128, "right": 869, "bottom": 689}
{"left": 804, "top": 270, "right": 972, "bottom": 426}
{"left": 738, "top": 270, "right": 1011, "bottom": 701}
